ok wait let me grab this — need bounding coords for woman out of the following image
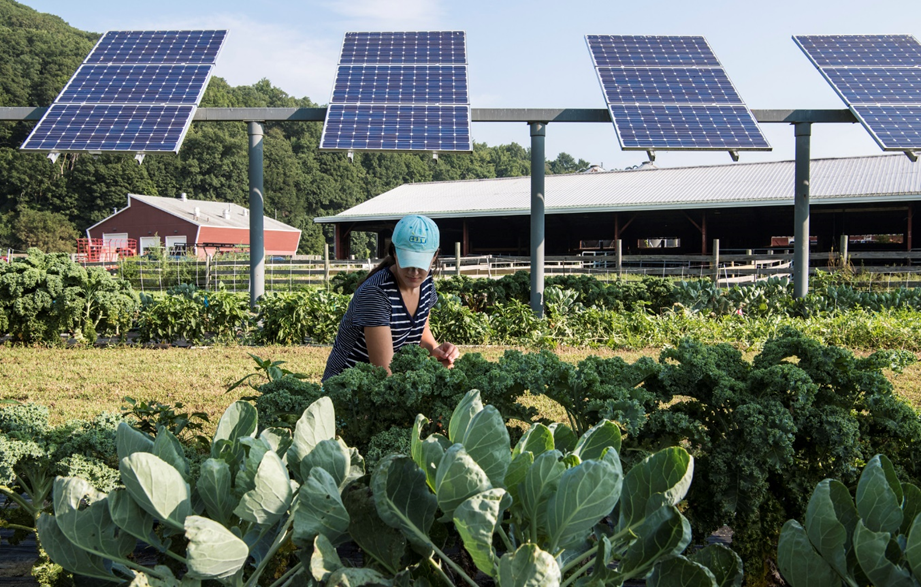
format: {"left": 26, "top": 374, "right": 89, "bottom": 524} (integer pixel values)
{"left": 322, "top": 214, "right": 459, "bottom": 382}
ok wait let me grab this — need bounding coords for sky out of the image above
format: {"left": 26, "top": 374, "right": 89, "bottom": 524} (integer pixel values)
{"left": 20, "top": 0, "right": 921, "bottom": 170}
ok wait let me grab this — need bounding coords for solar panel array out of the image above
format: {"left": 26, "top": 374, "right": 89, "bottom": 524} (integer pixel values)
{"left": 320, "top": 31, "right": 472, "bottom": 152}
{"left": 21, "top": 30, "right": 226, "bottom": 154}
{"left": 794, "top": 34, "right": 921, "bottom": 151}
{"left": 586, "top": 35, "right": 771, "bottom": 152}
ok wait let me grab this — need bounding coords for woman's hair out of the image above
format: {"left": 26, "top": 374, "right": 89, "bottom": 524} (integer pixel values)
{"left": 358, "top": 243, "right": 440, "bottom": 286}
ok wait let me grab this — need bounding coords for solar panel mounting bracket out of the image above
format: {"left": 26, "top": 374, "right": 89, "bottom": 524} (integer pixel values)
{"left": 47, "top": 152, "right": 59, "bottom": 164}
{"left": 905, "top": 151, "right": 918, "bottom": 163}
{"left": 135, "top": 153, "right": 146, "bottom": 165}
{"left": 347, "top": 150, "right": 354, "bottom": 163}
{"left": 432, "top": 152, "right": 439, "bottom": 163}
{"left": 646, "top": 150, "right": 656, "bottom": 163}
{"left": 729, "top": 150, "right": 740, "bottom": 162}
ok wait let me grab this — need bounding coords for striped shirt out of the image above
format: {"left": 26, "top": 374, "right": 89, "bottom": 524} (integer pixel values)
{"left": 322, "top": 268, "right": 437, "bottom": 382}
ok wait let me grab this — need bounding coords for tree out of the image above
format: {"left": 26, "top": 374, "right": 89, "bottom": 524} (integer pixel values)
{"left": 13, "top": 207, "right": 79, "bottom": 252}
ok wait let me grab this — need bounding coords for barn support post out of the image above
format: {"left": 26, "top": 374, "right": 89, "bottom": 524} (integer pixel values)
{"left": 794, "top": 122, "right": 812, "bottom": 298}
{"left": 455, "top": 242, "right": 461, "bottom": 276}
{"left": 839, "top": 234, "right": 849, "bottom": 266}
{"left": 324, "top": 243, "right": 330, "bottom": 289}
{"left": 616, "top": 239, "right": 623, "bottom": 279}
{"left": 530, "top": 121, "right": 546, "bottom": 317}
{"left": 248, "top": 121, "right": 265, "bottom": 308}
{"left": 712, "top": 239, "right": 720, "bottom": 285}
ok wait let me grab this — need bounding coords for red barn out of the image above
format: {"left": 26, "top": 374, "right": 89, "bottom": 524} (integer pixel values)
{"left": 86, "top": 194, "right": 301, "bottom": 258}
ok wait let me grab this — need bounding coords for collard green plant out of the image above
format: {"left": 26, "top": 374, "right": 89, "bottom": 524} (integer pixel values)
{"left": 778, "top": 454, "right": 921, "bottom": 587}
{"left": 37, "top": 396, "right": 365, "bottom": 587}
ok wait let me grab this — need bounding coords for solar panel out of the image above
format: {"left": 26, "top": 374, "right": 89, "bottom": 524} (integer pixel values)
{"left": 21, "top": 30, "right": 226, "bottom": 154}
{"left": 321, "top": 31, "right": 472, "bottom": 153}
{"left": 587, "top": 35, "right": 770, "bottom": 152}
{"left": 794, "top": 34, "right": 921, "bottom": 152}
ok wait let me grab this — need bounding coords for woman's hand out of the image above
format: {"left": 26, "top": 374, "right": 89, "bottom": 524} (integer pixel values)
{"left": 430, "top": 342, "right": 459, "bottom": 368}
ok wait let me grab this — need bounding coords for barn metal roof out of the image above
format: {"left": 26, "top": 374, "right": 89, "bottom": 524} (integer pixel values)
{"left": 315, "top": 153, "right": 921, "bottom": 223}
{"left": 125, "top": 194, "right": 301, "bottom": 232}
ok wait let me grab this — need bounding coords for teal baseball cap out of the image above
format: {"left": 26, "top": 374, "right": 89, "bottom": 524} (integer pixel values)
{"left": 392, "top": 215, "right": 440, "bottom": 270}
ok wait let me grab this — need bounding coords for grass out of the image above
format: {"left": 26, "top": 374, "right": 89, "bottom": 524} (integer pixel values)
{"left": 1, "top": 343, "right": 919, "bottom": 430}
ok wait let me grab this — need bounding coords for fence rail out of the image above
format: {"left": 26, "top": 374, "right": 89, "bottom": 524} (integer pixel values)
{"left": 81, "top": 240, "right": 921, "bottom": 292}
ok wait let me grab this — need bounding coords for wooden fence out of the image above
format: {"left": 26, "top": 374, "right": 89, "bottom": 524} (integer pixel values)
{"left": 83, "top": 239, "right": 921, "bottom": 293}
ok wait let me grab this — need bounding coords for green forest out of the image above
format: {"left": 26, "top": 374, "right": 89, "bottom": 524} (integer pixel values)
{"left": 0, "top": 0, "right": 591, "bottom": 255}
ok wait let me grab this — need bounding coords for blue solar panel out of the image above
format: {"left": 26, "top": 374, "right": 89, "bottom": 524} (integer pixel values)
{"left": 598, "top": 67, "right": 741, "bottom": 105}
{"left": 823, "top": 68, "right": 921, "bottom": 105}
{"left": 86, "top": 30, "right": 226, "bottom": 65}
{"left": 795, "top": 34, "right": 921, "bottom": 151}
{"left": 340, "top": 31, "right": 466, "bottom": 64}
{"left": 587, "top": 35, "right": 719, "bottom": 67}
{"left": 610, "top": 105, "right": 771, "bottom": 150}
{"left": 851, "top": 106, "right": 921, "bottom": 150}
{"left": 587, "top": 35, "right": 770, "bottom": 151}
{"left": 793, "top": 35, "right": 921, "bottom": 67}
{"left": 332, "top": 65, "right": 468, "bottom": 104}
{"left": 21, "top": 29, "right": 226, "bottom": 153}
{"left": 20, "top": 104, "right": 194, "bottom": 152}
{"left": 321, "top": 105, "right": 471, "bottom": 151}
{"left": 58, "top": 64, "right": 211, "bottom": 105}
{"left": 321, "top": 31, "right": 472, "bottom": 153}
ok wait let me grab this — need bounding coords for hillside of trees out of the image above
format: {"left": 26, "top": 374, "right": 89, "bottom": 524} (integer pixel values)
{"left": 0, "top": 0, "right": 592, "bottom": 255}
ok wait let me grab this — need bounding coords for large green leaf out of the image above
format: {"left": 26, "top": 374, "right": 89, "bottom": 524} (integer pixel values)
{"left": 196, "top": 458, "right": 236, "bottom": 527}
{"left": 36, "top": 514, "right": 117, "bottom": 580}
{"left": 647, "top": 555, "right": 718, "bottom": 587}
{"left": 805, "top": 479, "right": 858, "bottom": 584}
{"left": 300, "top": 438, "right": 350, "bottom": 489}
{"left": 513, "top": 424, "right": 555, "bottom": 459}
{"left": 294, "top": 466, "right": 351, "bottom": 546}
{"left": 152, "top": 428, "right": 190, "bottom": 482}
{"left": 116, "top": 422, "right": 154, "bottom": 461}
{"left": 411, "top": 414, "right": 429, "bottom": 470}
{"left": 615, "top": 504, "right": 692, "bottom": 581}
{"left": 618, "top": 447, "right": 693, "bottom": 532}
{"left": 572, "top": 420, "right": 621, "bottom": 461}
{"left": 458, "top": 405, "right": 511, "bottom": 488}
{"left": 690, "top": 544, "right": 744, "bottom": 587}
{"left": 184, "top": 515, "right": 249, "bottom": 580}
{"left": 546, "top": 457, "right": 621, "bottom": 551}
{"left": 211, "top": 401, "right": 258, "bottom": 458}
{"left": 448, "top": 389, "right": 483, "bottom": 443}
{"left": 108, "top": 488, "right": 166, "bottom": 550}
{"left": 120, "top": 452, "right": 191, "bottom": 531}
{"left": 902, "top": 484, "right": 921, "bottom": 536}
{"left": 777, "top": 520, "right": 848, "bottom": 587}
{"left": 286, "top": 396, "right": 336, "bottom": 478}
{"left": 310, "top": 534, "right": 342, "bottom": 582}
{"left": 906, "top": 512, "right": 921, "bottom": 579}
{"left": 505, "top": 451, "right": 534, "bottom": 506}
{"left": 52, "top": 477, "right": 135, "bottom": 560}
{"left": 372, "top": 455, "right": 438, "bottom": 552}
{"left": 343, "top": 482, "right": 406, "bottom": 575}
{"left": 520, "top": 450, "right": 564, "bottom": 538}
{"left": 418, "top": 434, "right": 451, "bottom": 492}
{"left": 236, "top": 437, "right": 271, "bottom": 494}
{"left": 853, "top": 519, "right": 915, "bottom": 587}
{"left": 497, "top": 543, "right": 560, "bottom": 587}
{"left": 327, "top": 568, "right": 393, "bottom": 586}
{"left": 856, "top": 454, "right": 903, "bottom": 534}
{"left": 435, "top": 444, "right": 492, "bottom": 521}
{"left": 548, "top": 423, "right": 577, "bottom": 453}
{"left": 453, "top": 488, "right": 509, "bottom": 578}
{"left": 234, "top": 450, "right": 293, "bottom": 526}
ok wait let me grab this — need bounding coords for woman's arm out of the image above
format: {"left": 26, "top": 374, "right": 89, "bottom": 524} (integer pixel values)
{"left": 364, "top": 325, "right": 395, "bottom": 375}
{"left": 421, "top": 316, "right": 459, "bottom": 368}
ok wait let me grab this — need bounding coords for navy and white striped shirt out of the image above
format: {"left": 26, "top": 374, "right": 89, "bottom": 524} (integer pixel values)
{"left": 322, "top": 268, "right": 437, "bottom": 382}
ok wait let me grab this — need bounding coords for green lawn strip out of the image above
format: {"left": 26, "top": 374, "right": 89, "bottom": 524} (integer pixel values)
{"left": 1, "top": 345, "right": 918, "bottom": 433}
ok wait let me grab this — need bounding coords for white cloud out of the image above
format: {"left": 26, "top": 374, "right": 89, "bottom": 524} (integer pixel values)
{"left": 321, "top": 0, "right": 446, "bottom": 29}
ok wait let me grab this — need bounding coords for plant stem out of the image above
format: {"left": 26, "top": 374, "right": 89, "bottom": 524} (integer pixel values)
{"left": 2, "top": 523, "right": 35, "bottom": 532}
{"left": 428, "top": 558, "right": 458, "bottom": 587}
{"left": 267, "top": 562, "right": 303, "bottom": 587}
{"left": 497, "top": 525, "right": 515, "bottom": 552}
{"left": 243, "top": 511, "right": 296, "bottom": 587}
{"left": 430, "top": 543, "right": 479, "bottom": 587}
{"left": 559, "top": 546, "right": 598, "bottom": 577}
{"left": 0, "top": 486, "right": 37, "bottom": 516}
{"left": 561, "top": 559, "right": 593, "bottom": 587}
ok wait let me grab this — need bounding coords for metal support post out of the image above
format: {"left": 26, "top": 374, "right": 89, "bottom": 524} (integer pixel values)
{"left": 712, "top": 239, "right": 720, "bottom": 284}
{"left": 455, "top": 242, "right": 462, "bottom": 277}
{"left": 794, "top": 122, "right": 812, "bottom": 298}
{"left": 616, "top": 239, "right": 623, "bottom": 279}
{"left": 248, "top": 121, "right": 265, "bottom": 308}
{"left": 529, "top": 122, "right": 546, "bottom": 317}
